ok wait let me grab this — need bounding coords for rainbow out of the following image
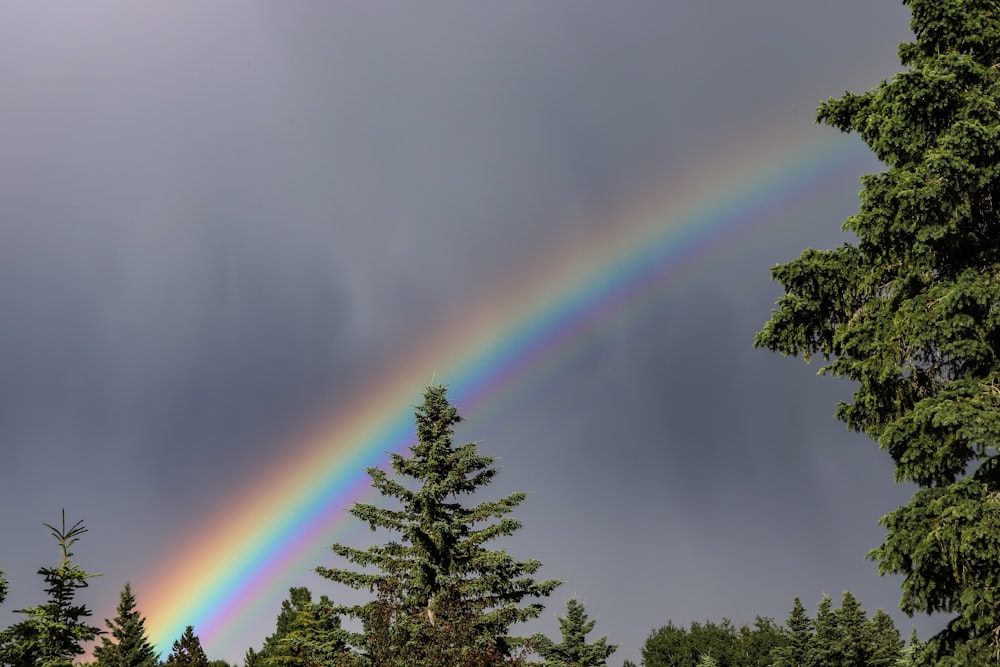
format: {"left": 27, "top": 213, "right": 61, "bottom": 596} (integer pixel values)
{"left": 141, "top": 123, "right": 872, "bottom": 659}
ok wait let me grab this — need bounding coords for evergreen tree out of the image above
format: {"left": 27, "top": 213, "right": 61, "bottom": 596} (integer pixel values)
{"left": 531, "top": 598, "right": 617, "bottom": 667}
{"left": 0, "top": 571, "right": 7, "bottom": 607}
{"left": 259, "top": 587, "right": 346, "bottom": 667}
{"left": 770, "top": 597, "right": 812, "bottom": 667}
{"left": 831, "top": 591, "right": 867, "bottom": 667}
{"left": 755, "top": 1, "right": 1000, "bottom": 660}
{"left": 0, "top": 512, "right": 102, "bottom": 667}
{"left": 640, "top": 621, "right": 690, "bottom": 667}
{"left": 317, "top": 385, "right": 560, "bottom": 666}
{"left": 805, "top": 595, "right": 836, "bottom": 667}
{"left": 166, "top": 626, "right": 209, "bottom": 667}
{"left": 866, "top": 610, "right": 904, "bottom": 667}
{"left": 735, "top": 616, "right": 785, "bottom": 666}
{"left": 93, "top": 582, "right": 159, "bottom": 667}
{"left": 243, "top": 647, "right": 260, "bottom": 667}
{"left": 641, "top": 618, "right": 782, "bottom": 667}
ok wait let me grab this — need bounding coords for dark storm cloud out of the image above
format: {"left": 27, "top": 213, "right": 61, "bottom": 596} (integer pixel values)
{"left": 0, "top": 1, "right": 931, "bottom": 662}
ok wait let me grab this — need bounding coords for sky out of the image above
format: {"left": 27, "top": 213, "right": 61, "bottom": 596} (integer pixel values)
{"left": 0, "top": 2, "right": 939, "bottom": 664}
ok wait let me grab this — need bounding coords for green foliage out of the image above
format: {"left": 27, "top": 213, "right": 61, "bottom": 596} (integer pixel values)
{"left": 643, "top": 593, "right": 900, "bottom": 667}
{"left": 0, "top": 572, "right": 7, "bottom": 607}
{"left": 165, "top": 626, "right": 208, "bottom": 667}
{"left": 316, "top": 385, "right": 560, "bottom": 666}
{"left": 93, "top": 582, "right": 159, "bottom": 667}
{"left": 773, "top": 592, "right": 902, "bottom": 667}
{"left": 531, "top": 598, "right": 617, "bottom": 667}
{"left": 754, "top": 0, "right": 1000, "bottom": 660}
{"left": 258, "top": 588, "right": 346, "bottom": 667}
{"left": 0, "top": 512, "right": 102, "bottom": 667}
{"left": 641, "top": 617, "right": 783, "bottom": 667}
{"left": 770, "top": 597, "right": 811, "bottom": 667}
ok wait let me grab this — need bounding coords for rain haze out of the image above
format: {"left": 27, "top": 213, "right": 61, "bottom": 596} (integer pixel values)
{"left": 1, "top": 2, "right": 935, "bottom": 664}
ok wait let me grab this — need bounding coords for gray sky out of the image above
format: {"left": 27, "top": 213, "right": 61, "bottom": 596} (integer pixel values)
{"left": 0, "top": 2, "right": 938, "bottom": 664}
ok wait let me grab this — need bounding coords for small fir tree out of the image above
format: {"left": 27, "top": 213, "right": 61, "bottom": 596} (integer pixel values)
{"left": 770, "top": 597, "right": 812, "bottom": 667}
{"left": 806, "top": 595, "right": 836, "bottom": 667}
{"left": 831, "top": 590, "right": 868, "bottom": 666}
{"left": 93, "top": 581, "right": 159, "bottom": 667}
{"left": 259, "top": 587, "right": 346, "bottom": 667}
{"left": 531, "top": 598, "right": 617, "bottom": 667}
{"left": 0, "top": 512, "right": 102, "bottom": 667}
{"left": 166, "top": 626, "right": 209, "bottom": 667}
{"left": 866, "top": 609, "right": 904, "bottom": 667}
{"left": 317, "top": 385, "right": 560, "bottom": 666}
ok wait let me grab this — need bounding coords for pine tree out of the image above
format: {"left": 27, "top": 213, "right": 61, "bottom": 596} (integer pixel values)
{"left": 93, "top": 582, "right": 159, "bottom": 667}
{"left": 0, "top": 571, "right": 7, "bottom": 607}
{"left": 770, "top": 597, "right": 812, "bottom": 667}
{"left": 317, "top": 385, "right": 561, "bottom": 666}
{"left": 831, "top": 591, "right": 868, "bottom": 667}
{"left": 754, "top": 1, "right": 1000, "bottom": 661}
{"left": 806, "top": 595, "right": 836, "bottom": 667}
{"left": 531, "top": 598, "right": 617, "bottom": 667}
{"left": 259, "top": 587, "right": 346, "bottom": 667}
{"left": 166, "top": 626, "right": 209, "bottom": 667}
{"left": 866, "top": 610, "right": 903, "bottom": 667}
{"left": 0, "top": 512, "right": 102, "bottom": 667}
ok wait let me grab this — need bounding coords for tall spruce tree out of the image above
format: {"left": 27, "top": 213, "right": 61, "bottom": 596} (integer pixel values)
{"left": 531, "top": 598, "right": 617, "bottom": 667}
{"left": 93, "top": 582, "right": 159, "bottom": 667}
{"left": 317, "top": 385, "right": 560, "bottom": 666}
{"left": 770, "top": 597, "right": 812, "bottom": 667}
{"left": 0, "top": 512, "right": 102, "bottom": 667}
{"left": 755, "top": 1, "right": 1000, "bottom": 662}
{"left": 166, "top": 626, "right": 209, "bottom": 667}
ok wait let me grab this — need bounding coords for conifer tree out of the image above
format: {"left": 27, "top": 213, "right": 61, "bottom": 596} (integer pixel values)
{"left": 166, "top": 626, "right": 209, "bottom": 667}
{"left": 93, "top": 582, "right": 159, "bottom": 667}
{"left": 531, "top": 598, "right": 617, "bottom": 667}
{"left": 770, "top": 597, "right": 812, "bottom": 667}
{"left": 259, "top": 587, "right": 346, "bottom": 667}
{"left": 866, "top": 609, "right": 904, "bottom": 667}
{"left": 805, "top": 595, "right": 836, "bottom": 667}
{"left": 0, "top": 512, "right": 102, "bottom": 667}
{"left": 0, "top": 571, "right": 7, "bottom": 607}
{"left": 755, "top": 1, "right": 1000, "bottom": 661}
{"left": 831, "top": 590, "right": 868, "bottom": 666}
{"left": 317, "top": 385, "right": 560, "bottom": 666}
